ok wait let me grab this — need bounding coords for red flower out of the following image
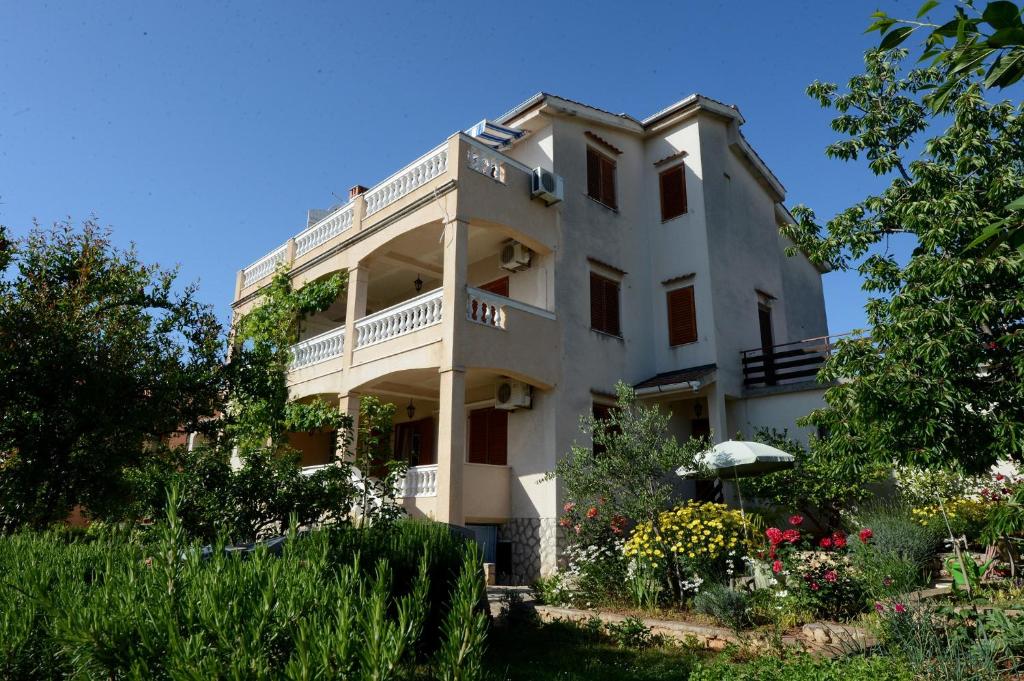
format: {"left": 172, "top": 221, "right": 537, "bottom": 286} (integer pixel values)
{"left": 558, "top": 516, "right": 572, "bottom": 528}
{"left": 859, "top": 528, "right": 873, "bottom": 544}
{"left": 831, "top": 532, "right": 847, "bottom": 549}
{"left": 563, "top": 501, "right": 575, "bottom": 513}
{"left": 883, "top": 577, "right": 893, "bottom": 587}
{"left": 824, "top": 570, "right": 838, "bottom": 583}
{"left": 894, "top": 603, "right": 906, "bottom": 614}
{"left": 996, "top": 474, "right": 1005, "bottom": 481}
{"left": 810, "top": 582, "right": 820, "bottom": 591}
{"left": 819, "top": 537, "right": 832, "bottom": 549}
{"left": 586, "top": 507, "right": 598, "bottom": 519}
{"left": 788, "top": 515, "right": 804, "bottom": 526}
{"left": 782, "top": 529, "right": 801, "bottom": 544}
{"left": 766, "top": 527, "right": 784, "bottom": 546}
{"left": 875, "top": 602, "right": 885, "bottom": 613}
{"left": 772, "top": 560, "right": 783, "bottom": 574}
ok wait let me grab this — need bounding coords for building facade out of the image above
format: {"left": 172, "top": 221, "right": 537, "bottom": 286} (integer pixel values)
{"left": 231, "top": 92, "right": 834, "bottom": 583}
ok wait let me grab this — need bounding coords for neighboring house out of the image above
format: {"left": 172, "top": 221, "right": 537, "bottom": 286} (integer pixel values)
{"left": 231, "top": 92, "right": 836, "bottom": 583}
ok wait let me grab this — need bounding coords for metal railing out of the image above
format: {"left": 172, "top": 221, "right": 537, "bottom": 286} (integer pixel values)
{"left": 741, "top": 334, "right": 847, "bottom": 388}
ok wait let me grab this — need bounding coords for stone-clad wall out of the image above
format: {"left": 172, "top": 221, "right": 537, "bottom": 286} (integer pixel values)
{"left": 498, "top": 517, "right": 560, "bottom": 584}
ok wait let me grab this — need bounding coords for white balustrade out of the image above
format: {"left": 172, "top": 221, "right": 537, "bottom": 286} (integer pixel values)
{"left": 354, "top": 288, "right": 444, "bottom": 349}
{"left": 364, "top": 143, "right": 449, "bottom": 216}
{"left": 295, "top": 204, "right": 353, "bottom": 256}
{"left": 242, "top": 244, "right": 288, "bottom": 288}
{"left": 466, "top": 287, "right": 506, "bottom": 329}
{"left": 466, "top": 145, "right": 506, "bottom": 183}
{"left": 289, "top": 327, "right": 345, "bottom": 370}
{"left": 401, "top": 464, "right": 438, "bottom": 497}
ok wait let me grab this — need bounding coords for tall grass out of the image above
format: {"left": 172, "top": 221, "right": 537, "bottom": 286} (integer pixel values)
{"left": 0, "top": 493, "right": 487, "bottom": 679}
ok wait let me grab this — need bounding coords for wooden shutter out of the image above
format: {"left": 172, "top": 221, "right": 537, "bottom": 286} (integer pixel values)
{"left": 667, "top": 286, "right": 697, "bottom": 346}
{"left": 468, "top": 408, "right": 506, "bottom": 465}
{"left": 417, "top": 417, "right": 435, "bottom": 465}
{"left": 600, "top": 156, "right": 617, "bottom": 208}
{"left": 480, "top": 276, "right": 509, "bottom": 296}
{"left": 660, "top": 165, "right": 687, "bottom": 220}
{"left": 586, "top": 148, "right": 601, "bottom": 201}
{"left": 590, "top": 272, "right": 621, "bottom": 336}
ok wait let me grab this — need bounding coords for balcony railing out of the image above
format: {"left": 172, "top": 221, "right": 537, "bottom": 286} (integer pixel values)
{"left": 290, "top": 327, "right": 345, "bottom": 370}
{"left": 365, "top": 143, "right": 449, "bottom": 217}
{"left": 742, "top": 334, "right": 843, "bottom": 388}
{"left": 466, "top": 287, "right": 556, "bottom": 330}
{"left": 354, "top": 288, "right": 444, "bottom": 349}
{"left": 295, "top": 204, "right": 354, "bottom": 257}
{"left": 401, "top": 464, "right": 438, "bottom": 498}
{"left": 242, "top": 244, "right": 288, "bottom": 288}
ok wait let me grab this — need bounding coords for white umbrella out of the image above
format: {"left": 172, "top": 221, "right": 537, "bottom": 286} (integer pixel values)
{"left": 676, "top": 440, "right": 795, "bottom": 479}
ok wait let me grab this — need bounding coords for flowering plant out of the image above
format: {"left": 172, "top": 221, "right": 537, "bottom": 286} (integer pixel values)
{"left": 623, "top": 501, "right": 749, "bottom": 594}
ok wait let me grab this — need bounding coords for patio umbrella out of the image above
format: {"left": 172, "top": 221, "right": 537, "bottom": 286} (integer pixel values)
{"left": 675, "top": 440, "right": 795, "bottom": 480}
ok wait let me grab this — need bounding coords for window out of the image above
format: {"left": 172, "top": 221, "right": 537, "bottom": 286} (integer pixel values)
{"left": 659, "top": 164, "right": 687, "bottom": 221}
{"left": 586, "top": 147, "right": 617, "bottom": 209}
{"left": 590, "top": 272, "right": 621, "bottom": 336}
{"left": 394, "top": 418, "right": 435, "bottom": 467}
{"left": 480, "top": 276, "right": 509, "bottom": 296}
{"left": 591, "top": 402, "right": 619, "bottom": 455}
{"left": 468, "top": 407, "right": 507, "bottom": 465}
{"left": 667, "top": 286, "right": 697, "bottom": 346}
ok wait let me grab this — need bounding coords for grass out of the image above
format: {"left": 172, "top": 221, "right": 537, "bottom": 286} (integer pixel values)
{"left": 483, "top": 618, "right": 702, "bottom": 681}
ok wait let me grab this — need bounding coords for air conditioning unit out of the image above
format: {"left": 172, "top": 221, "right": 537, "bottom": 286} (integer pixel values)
{"left": 500, "top": 241, "right": 532, "bottom": 272}
{"left": 495, "top": 380, "right": 532, "bottom": 410}
{"left": 531, "top": 167, "right": 564, "bottom": 205}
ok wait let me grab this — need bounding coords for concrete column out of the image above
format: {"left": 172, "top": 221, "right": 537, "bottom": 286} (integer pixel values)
{"left": 440, "top": 219, "right": 469, "bottom": 370}
{"left": 436, "top": 368, "right": 466, "bottom": 525}
{"left": 706, "top": 385, "right": 729, "bottom": 444}
{"left": 342, "top": 263, "right": 370, "bottom": 373}
{"left": 234, "top": 269, "right": 245, "bottom": 300}
{"left": 352, "top": 194, "right": 367, "bottom": 232}
{"left": 337, "top": 392, "right": 361, "bottom": 460}
{"left": 286, "top": 237, "right": 297, "bottom": 266}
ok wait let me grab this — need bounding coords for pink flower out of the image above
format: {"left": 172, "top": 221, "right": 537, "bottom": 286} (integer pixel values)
{"left": 824, "top": 570, "right": 838, "bottom": 583}
{"left": 574, "top": 524, "right": 582, "bottom": 535}
{"left": 586, "top": 507, "right": 598, "bottom": 519}
{"left": 766, "top": 527, "right": 784, "bottom": 546}
{"left": 810, "top": 582, "right": 820, "bottom": 591}
{"left": 782, "top": 529, "right": 801, "bottom": 544}
{"left": 894, "top": 603, "right": 906, "bottom": 614}
{"left": 563, "top": 501, "right": 575, "bottom": 513}
{"left": 772, "top": 559, "right": 783, "bottom": 574}
{"left": 875, "top": 602, "right": 885, "bottom": 613}
{"left": 859, "top": 528, "right": 873, "bottom": 544}
{"left": 788, "top": 515, "right": 804, "bottom": 526}
{"left": 883, "top": 577, "right": 893, "bottom": 587}
{"left": 558, "top": 516, "right": 571, "bottom": 528}
{"left": 819, "top": 537, "right": 832, "bottom": 549}
{"left": 996, "top": 473, "right": 1005, "bottom": 481}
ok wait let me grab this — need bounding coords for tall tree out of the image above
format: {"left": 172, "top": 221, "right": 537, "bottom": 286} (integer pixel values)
{"left": 0, "top": 220, "right": 224, "bottom": 529}
{"left": 785, "top": 48, "right": 1024, "bottom": 474}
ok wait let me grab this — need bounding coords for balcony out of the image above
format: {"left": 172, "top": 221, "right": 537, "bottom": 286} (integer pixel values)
{"left": 354, "top": 288, "right": 444, "bottom": 350}
{"left": 401, "top": 464, "right": 438, "bottom": 497}
{"left": 401, "top": 462, "right": 510, "bottom": 522}
{"left": 290, "top": 327, "right": 345, "bottom": 371}
{"left": 741, "top": 334, "right": 842, "bottom": 388}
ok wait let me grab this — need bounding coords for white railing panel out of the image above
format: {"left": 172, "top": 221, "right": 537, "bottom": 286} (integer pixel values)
{"left": 242, "top": 244, "right": 288, "bottom": 288}
{"left": 364, "top": 143, "right": 449, "bottom": 216}
{"left": 289, "top": 327, "right": 345, "bottom": 370}
{"left": 401, "top": 464, "right": 438, "bottom": 497}
{"left": 295, "top": 204, "right": 353, "bottom": 256}
{"left": 466, "top": 287, "right": 506, "bottom": 329}
{"left": 354, "top": 288, "right": 444, "bottom": 349}
{"left": 466, "top": 144, "right": 506, "bottom": 183}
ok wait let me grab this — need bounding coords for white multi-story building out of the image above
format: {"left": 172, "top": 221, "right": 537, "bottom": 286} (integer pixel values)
{"left": 232, "top": 92, "right": 834, "bottom": 582}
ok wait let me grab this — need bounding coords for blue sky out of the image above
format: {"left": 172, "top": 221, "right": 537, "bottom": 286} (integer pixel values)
{"left": 0, "top": 1, "right": 925, "bottom": 334}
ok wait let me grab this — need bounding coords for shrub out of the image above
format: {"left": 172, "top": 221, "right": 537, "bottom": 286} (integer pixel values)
{"left": 693, "top": 583, "right": 753, "bottom": 633}
{"left": 605, "top": 616, "right": 655, "bottom": 649}
{"left": 623, "top": 501, "right": 747, "bottom": 600}
{"left": 851, "top": 539, "right": 927, "bottom": 600}
{"left": 0, "top": 501, "right": 485, "bottom": 678}
{"left": 855, "top": 505, "right": 944, "bottom": 571}
{"left": 911, "top": 497, "right": 993, "bottom": 541}
{"left": 690, "top": 652, "right": 914, "bottom": 681}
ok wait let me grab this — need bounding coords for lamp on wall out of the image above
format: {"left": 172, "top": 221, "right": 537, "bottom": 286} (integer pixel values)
{"left": 406, "top": 398, "right": 416, "bottom": 420}
{"left": 414, "top": 274, "right": 423, "bottom": 293}
{"left": 694, "top": 402, "right": 704, "bottom": 419}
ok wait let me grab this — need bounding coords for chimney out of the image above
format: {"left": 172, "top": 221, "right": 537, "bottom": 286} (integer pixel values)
{"left": 349, "top": 185, "right": 369, "bottom": 200}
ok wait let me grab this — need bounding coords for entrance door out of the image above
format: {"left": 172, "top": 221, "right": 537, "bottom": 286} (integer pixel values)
{"left": 758, "top": 303, "right": 775, "bottom": 385}
{"left": 394, "top": 417, "right": 436, "bottom": 467}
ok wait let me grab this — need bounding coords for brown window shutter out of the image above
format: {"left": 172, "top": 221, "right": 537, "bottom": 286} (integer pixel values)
{"left": 468, "top": 409, "right": 489, "bottom": 464}
{"left": 480, "top": 276, "right": 509, "bottom": 296}
{"left": 667, "top": 286, "right": 697, "bottom": 346}
{"left": 586, "top": 148, "right": 601, "bottom": 200}
{"left": 418, "top": 418, "right": 435, "bottom": 465}
{"left": 488, "top": 409, "right": 508, "bottom": 465}
{"left": 605, "top": 277, "right": 621, "bottom": 336}
{"left": 660, "top": 165, "right": 687, "bottom": 220}
{"left": 600, "top": 156, "right": 617, "bottom": 209}
{"left": 590, "top": 272, "right": 606, "bottom": 331}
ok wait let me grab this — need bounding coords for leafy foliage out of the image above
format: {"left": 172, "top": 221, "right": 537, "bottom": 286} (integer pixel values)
{"left": 0, "top": 220, "right": 224, "bottom": 530}
{"left": 786, "top": 49, "right": 1024, "bottom": 474}
{"left": 743, "top": 429, "right": 888, "bottom": 529}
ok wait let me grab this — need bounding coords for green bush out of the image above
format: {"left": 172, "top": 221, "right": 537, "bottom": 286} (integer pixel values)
{"left": 855, "top": 505, "right": 944, "bottom": 572}
{"left": 690, "top": 652, "right": 914, "bottom": 681}
{"left": 692, "top": 583, "right": 753, "bottom": 633}
{"left": 0, "top": 505, "right": 485, "bottom": 679}
{"left": 604, "top": 616, "right": 655, "bottom": 649}
{"left": 851, "top": 540, "right": 927, "bottom": 601}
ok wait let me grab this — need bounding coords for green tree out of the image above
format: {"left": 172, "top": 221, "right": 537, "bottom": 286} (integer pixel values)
{"left": 785, "top": 48, "right": 1024, "bottom": 474}
{"left": 0, "top": 220, "right": 224, "bottom": 529}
